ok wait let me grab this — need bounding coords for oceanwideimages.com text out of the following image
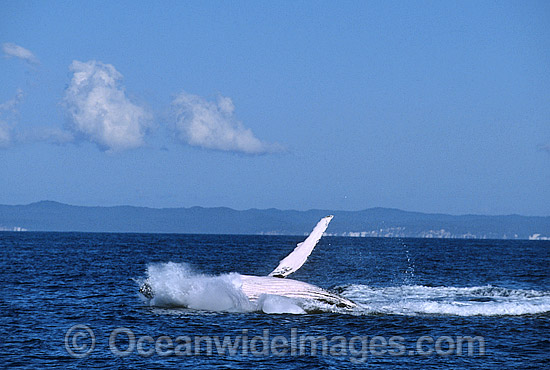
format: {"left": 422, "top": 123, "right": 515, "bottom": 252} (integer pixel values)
{"left": 65, "top": 325, "right": 485, "bottom": 363}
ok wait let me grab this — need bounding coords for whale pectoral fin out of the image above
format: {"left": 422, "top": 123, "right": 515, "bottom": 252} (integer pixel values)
{"left": 268, "top": 215, "right": 333, "bottom": 278}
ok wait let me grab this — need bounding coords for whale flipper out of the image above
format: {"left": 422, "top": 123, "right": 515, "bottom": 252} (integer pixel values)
{"left": 268, "top": 215, "right": 333, "bottom": 278}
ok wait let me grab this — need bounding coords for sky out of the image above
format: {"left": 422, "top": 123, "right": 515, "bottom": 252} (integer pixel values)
{"left": 0, "top": 1, "right": 549, "bottom": 216}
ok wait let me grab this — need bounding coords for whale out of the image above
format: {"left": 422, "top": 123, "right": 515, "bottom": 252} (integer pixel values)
{"left": 139, "top": 215, "right": 357, "bottom": 311}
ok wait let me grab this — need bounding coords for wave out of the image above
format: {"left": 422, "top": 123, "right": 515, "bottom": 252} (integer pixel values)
{"left": 139, "top": 263, "right": 550, "bottom": 316}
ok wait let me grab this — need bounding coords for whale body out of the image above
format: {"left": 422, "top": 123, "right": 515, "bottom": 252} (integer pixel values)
{"left": 139, "top": 215, "right": 357, "bottom": 311}
{"left": 240, "top": 274, "right": 356, "bottom": 310}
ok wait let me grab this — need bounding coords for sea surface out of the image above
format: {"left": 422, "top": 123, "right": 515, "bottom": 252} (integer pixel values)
{"left": 0, "top": 232, "right": 549, "bottom": 369}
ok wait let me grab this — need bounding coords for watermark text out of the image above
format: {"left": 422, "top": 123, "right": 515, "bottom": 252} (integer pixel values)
{"left": 65, "top": 325, "right": 485, "bottom": 363}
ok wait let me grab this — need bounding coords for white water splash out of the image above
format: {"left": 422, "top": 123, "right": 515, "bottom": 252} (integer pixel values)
{"left": 256, "top": 295, "right": 306, "bottom": 314}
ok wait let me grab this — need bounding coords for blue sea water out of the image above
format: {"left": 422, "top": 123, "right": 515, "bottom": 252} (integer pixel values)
{"left": 0, "top": 232, "right": 549, "bottom": 368}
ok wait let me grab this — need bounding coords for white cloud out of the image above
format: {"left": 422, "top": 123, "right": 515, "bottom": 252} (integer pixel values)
{"left": 0, "top": 89, "right": 24, "bottom": 113}
{"left": 0, "top": 89, "right": 75, "bottom": 147}
{"left": 0, "top": 89, "right": 24, "bottom": 148}
{"left": 63, "top": 60, "right": 151, "bottom": 152}
{"left": 2, "top": 43, "right": 39, "bottom": 64}
{"left": 172, "top": 92, "right": 281, "bottom": 154}
{"left": 17, "top": 127, "right": 75, "bottom": 145}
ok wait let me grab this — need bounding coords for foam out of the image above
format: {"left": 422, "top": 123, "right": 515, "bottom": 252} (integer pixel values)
{"left": 340, "top": 284, "right": 550, "bottom": 316}
{"left": 256, "top": 294, "right": 306, "bottom": 314}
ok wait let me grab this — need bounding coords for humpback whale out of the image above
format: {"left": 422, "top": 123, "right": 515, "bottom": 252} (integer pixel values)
{"left": 139, "top": 215, "right": 357, "bottom": 312}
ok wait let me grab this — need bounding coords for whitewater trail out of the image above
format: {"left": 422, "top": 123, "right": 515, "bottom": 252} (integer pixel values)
{"left": 339, "top": 284, "right": 550, "bottom": 316}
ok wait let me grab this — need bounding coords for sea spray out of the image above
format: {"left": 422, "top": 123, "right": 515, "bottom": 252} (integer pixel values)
{"left": 143, "top": 262, "right": 254, "bottom": 312}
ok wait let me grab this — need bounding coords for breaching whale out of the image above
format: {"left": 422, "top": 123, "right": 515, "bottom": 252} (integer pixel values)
{"left": 139, "top": 215, "right": 357, "bottom": 311}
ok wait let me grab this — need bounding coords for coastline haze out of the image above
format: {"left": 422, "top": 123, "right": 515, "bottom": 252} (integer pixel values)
{"left": 1, "top": 200, "right": 548, "bottom": 240}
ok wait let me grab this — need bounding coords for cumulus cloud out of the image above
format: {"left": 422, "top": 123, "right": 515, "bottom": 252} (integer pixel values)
{"left": 0, "top": 89, "right": 24, "bottom": 147}
{"left": 63, "top": 60, "right": 151, "bottom": 152}
{"left": 2, "top": 43, "right": 39, "bottom": 65}
{"left": 172, "top": 92, "right": 282, "bottom": 154}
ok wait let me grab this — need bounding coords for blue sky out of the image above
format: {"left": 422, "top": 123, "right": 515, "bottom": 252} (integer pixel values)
{"left": 1, "top": 1, "right": 549, "bottom": 215}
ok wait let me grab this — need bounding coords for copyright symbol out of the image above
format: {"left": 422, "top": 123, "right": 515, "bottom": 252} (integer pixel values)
{"left": 64, "top": 324, "right": 96, "bottom": 358}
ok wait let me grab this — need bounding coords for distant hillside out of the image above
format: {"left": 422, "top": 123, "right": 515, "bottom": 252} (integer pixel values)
{"left": 0, "top": 201, "right": 549, "bottom": 240}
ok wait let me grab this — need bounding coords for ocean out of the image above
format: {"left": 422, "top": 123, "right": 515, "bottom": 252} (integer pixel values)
{"left": 1, "top": 232, "right": 548, "bottom": 368}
